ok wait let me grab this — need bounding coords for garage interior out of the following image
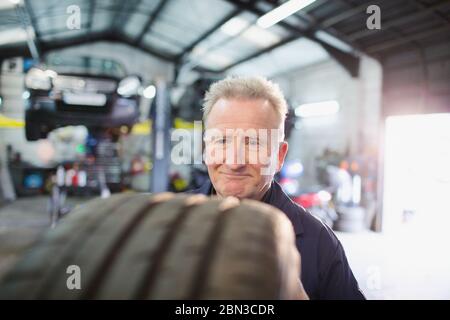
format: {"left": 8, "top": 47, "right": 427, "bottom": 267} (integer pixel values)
{"left": 0, "top": 0, "right": 449, "bottom": 299}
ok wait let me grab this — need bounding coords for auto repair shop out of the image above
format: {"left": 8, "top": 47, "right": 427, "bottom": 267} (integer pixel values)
{"left": 0, "top": 0, "right": 449, "bottom": 300}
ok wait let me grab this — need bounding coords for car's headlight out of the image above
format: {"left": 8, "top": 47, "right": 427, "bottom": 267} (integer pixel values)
{"left": 25, "top": 67, "right": 53, "bottom": 90}
{"left": 117, "top": 76, "right": 141, "bottom": 97}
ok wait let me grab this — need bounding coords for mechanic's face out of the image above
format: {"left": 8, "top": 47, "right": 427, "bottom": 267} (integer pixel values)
{"left": 204, "top": 98, "right": 288, "bottom": 200}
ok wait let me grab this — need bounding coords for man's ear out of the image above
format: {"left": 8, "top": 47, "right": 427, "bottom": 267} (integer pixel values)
{"left": 277, "top": 141, "right": 288, "bottom": 172}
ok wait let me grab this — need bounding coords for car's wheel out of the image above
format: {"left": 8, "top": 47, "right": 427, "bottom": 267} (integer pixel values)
{"left": 0, "top": 193, "right": 307, "bottom": 300}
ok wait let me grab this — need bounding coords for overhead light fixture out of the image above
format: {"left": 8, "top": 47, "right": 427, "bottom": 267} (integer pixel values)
{"left": 257, "top": 0, "right": 316, "bottom": 29}
{"left": 241, "top": 25, "right": 281, "bottom": 47}
{"left": 142, "top": 85, "right": 156, "bottom": 99}
{"left": 221, "top": 16, "right": 281, "bottom": 47}
{"left": 220, "top": 17, "right": 250, "bottom": 37}
{"left": 295, "top": 100, "right": 340, "bottom": 118}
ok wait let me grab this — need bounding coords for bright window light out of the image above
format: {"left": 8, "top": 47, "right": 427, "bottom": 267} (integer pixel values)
{"left": 383, "top": 114, "right": 450, "bottom": 233}
{"left": 220, "top": 17, "right": 249, "bottom": 36}
{"left": 257, "top": 0, "right": 317, "bottom": 29}
{"left": 143, "top": 85, "right": 156, "bottom": 99}
{"left": 295, "top": 100, "right": 340, "bottom": 118}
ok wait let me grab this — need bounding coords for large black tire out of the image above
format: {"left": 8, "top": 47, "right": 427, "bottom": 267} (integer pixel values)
{"left": 0, "top": 193, "right": 307, "bottom": 300}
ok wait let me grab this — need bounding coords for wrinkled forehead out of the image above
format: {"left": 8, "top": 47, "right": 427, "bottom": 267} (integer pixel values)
{"left": 204, "top": 127, "right": 283, "bottom": 140}
{"left": 205, "top": 98, "right": 283, "bottom": 130}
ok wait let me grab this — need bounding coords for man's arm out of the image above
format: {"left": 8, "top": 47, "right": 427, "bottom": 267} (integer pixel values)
{"left": 318, "top": 227, "right": 366, "bottom": 300}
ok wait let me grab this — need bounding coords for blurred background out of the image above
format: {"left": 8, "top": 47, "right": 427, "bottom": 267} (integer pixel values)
{"left": 0, "top": 0, "right": 449, "bottom": 299}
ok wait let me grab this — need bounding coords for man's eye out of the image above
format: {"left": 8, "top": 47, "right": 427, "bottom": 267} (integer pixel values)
{"left": 215, "top": 138, "right": 227, "bottom": 145}
{"left": 246, "top": 138, "right": 259, "bottom": 146}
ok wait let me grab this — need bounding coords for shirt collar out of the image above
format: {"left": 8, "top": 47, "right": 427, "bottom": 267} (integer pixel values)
{"left": 260, "top": 181, "right": 304, "bottom": 236}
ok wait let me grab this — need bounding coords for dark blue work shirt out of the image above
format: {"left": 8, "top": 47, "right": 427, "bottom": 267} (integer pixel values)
{"left": 190, "top": 179, "right": 365, "bottom": 300}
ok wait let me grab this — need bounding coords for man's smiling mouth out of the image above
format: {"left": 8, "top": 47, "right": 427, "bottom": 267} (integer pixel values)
{"left": 220, "top": 172, "right": 251, "bottom": 178}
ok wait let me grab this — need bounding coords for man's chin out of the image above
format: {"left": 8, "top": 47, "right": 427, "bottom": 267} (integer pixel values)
{"left": 218, "top": 187, "right": 249, "bottom": 199}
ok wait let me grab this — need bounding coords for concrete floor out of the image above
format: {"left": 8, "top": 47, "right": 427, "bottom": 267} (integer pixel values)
{"left": 0, "top": 196, "right": 449, "bottom": 299}
{"left": 0, "top": 196, "right": 87, "bottom": 281}
{"left": 338, "top": 223, "right": 450, "bottom": 300}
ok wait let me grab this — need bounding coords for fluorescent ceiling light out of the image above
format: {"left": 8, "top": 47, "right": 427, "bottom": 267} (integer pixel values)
{"left": 190, "top": 46, "right": 234, "bottom": 70}
{"left": 220, "top": 17, "right": 250, "bottom": 37}
{"left": 192, "top": 45, "right": 208, "bottom": 57}
{"left": 257, "top": 0, "right": 316, "bottom": 29}
{"left": 241, "top": 25, "right": 281, "bottom": 47}
{"left": 202, "top": 52, "right": 233, "bottom": 68}
{"left": 315, "top": 30, "right": 353, "bottom": 53}
{"left": 295, "top": 100, "right": 340, "bottom": 118}
{"left": 221, "top": 16, "right": 281, "bottom": 47}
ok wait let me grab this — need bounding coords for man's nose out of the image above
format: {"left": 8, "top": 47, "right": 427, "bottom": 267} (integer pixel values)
{"left": 225, "top": 162, "right": 246, "bottom": 171}
{"left": 225, "top": 137, "right": 247, "bottom": 168}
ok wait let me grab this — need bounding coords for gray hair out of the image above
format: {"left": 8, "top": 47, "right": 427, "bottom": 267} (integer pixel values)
{"left": 202, "top": 76, "right": 288, "bottom": 126}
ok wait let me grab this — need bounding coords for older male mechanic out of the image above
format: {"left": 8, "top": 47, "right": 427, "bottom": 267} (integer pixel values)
{"left": 191, "top": 76, "right": 365, "bottom": 300}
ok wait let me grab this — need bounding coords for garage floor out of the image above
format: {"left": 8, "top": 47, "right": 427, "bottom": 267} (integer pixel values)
{"left": 0, "top": 196, "right": 88, "bottom": 281}
{"left": 339, "top": 223, "right": 450, "bottom": 300}
{"left": 1, "top": 196, "right": 449, "bottom": 300}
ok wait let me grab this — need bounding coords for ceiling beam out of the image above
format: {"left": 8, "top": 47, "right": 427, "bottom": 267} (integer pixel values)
{"left": 175, "top": 8, "right": 242, "bottom": 63}
{"left": 410, "top": 0, "right": 450, "bottom": 26}
{"left": 218, "top": 34, "right": 298, "bottom": 72}
{"left": 366, "top": 24, "right": 450, "bottom": 53}
{"left": 134, "top": 0, "right": 170, "bottom": 46}
{"left": 111, "top": 0, "right": 141, "bottom": 31}
{"left": 347, "top": 0, "right": 450, "bottom": 42}
{"left": 115, "top": 32, "right": 176, "bottom": 62}
{"left": 13, "top": 3, "right": 40, "bottom": 61}
{"left": 274, "top": 0, "right": 365, "bottom": 53}
{"left": 224, "top": 0, "right": 360, "bottom": 76}
{"left": 23, "top": 0, "right": 41, "bottom": 44}
{"left": 320, "top": 0, "right": 384, "bottom": 29}
{"left": 0, "top": 31, "right": 177, "bottom": 63}
{"left": 32, "top": 24, "right": 90, "bottom": 37}
{"left": 87, "top": 0, "right": 96, "bottom": 31}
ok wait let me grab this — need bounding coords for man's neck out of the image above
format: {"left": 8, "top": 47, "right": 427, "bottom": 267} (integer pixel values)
{"left": 213, "top": 181, "right": 273, "bottom": 201}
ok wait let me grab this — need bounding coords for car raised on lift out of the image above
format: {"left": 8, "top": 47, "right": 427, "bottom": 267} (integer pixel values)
{"left": 24, "top": 55, "right": 142, "bottom": 141}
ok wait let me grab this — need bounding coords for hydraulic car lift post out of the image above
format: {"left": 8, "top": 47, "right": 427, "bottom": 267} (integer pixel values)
{"left": 150, "top": 80, "right": 171, "bottom": 193}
